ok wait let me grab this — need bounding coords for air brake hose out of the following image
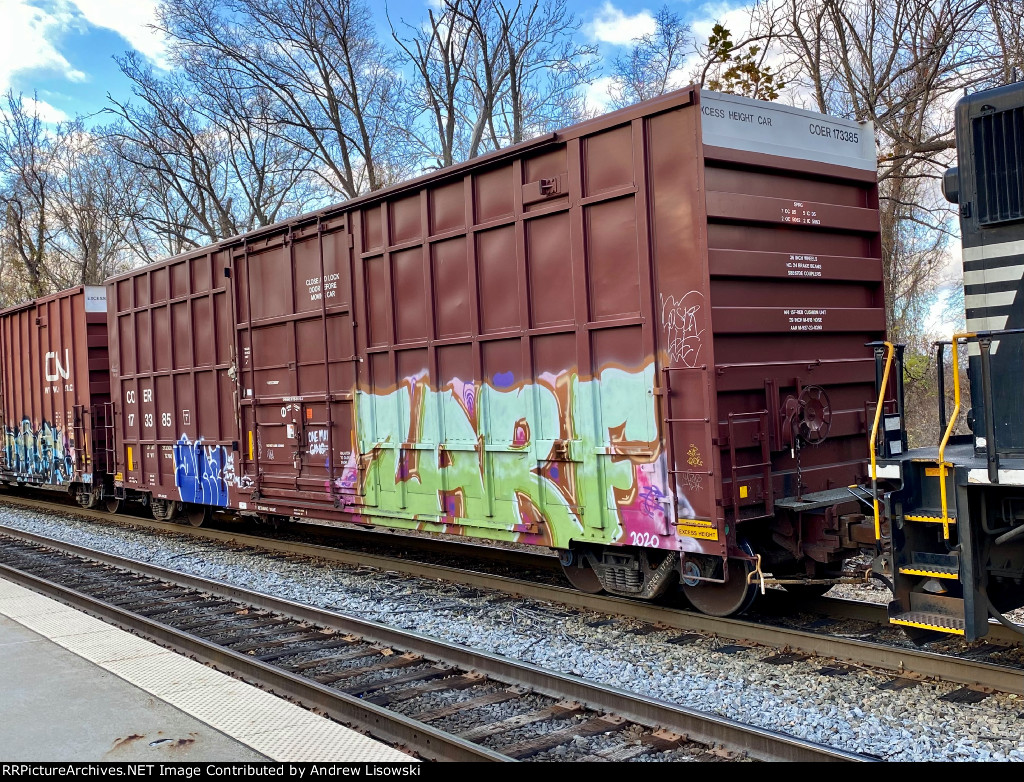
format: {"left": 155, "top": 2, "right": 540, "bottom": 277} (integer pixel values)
{"left": 983, "top": 590, "right": 1024, "bottom": 636}
{"left": 994, "top": 524, "right": 1024, "bottom": 546}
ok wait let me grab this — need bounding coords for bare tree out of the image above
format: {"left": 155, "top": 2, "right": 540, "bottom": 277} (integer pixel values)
{"left": 157, "top": 0, "right": 406, "bottom": 198}
{"left": 180, "top": 60, "right": 321, "bottom": 228}
{"left": 105, "top": 56, "right": 244, "bottom": 247}
{"left": 983, "top": 0, "right": 1024, "bottom": 85}
{"left": 607, "top": 6, "right": 694, "bottom": 109}
{"left": 390, "top": 0, "right": 484, "bottom": 168}
{"left": 104, "top": 50, "right": 319, "bottom": 255}
{"left": 393, "top": 0, "right": 595, "bottom": 167}
{"left": 48, "top": 123, "right": 137, "bottom": 286}
{"left": 0, "top": 92, "right": 56, "bottom": 297}
{"left": 0, "top": 92, "right": 141, "bottom": 295}
{"left": 487, "top": 0, "right": 597, "bottom": 146}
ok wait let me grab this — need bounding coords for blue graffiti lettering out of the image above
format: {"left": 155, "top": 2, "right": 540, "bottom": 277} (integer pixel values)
{"left": 172, "top": 434, "right": 229, "bottom": 507}
{"left": 3, "top": 417, "right": 75, "bottom": 485}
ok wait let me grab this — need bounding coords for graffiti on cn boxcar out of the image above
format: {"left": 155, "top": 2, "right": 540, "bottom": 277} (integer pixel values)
{"left": 3, "top": 417, "right": 75, "bottom": 484}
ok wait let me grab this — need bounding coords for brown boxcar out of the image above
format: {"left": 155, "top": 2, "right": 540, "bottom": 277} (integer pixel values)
{"left": 0, "top": 285, "right": 112, "bottom": 506}
{"left": 107, "top": 88, "right": 886, "bottom": 612}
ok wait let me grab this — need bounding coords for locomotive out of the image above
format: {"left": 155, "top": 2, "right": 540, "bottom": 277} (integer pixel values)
{"left": 0, "top": 85, "right": 1018, "bottom": 639}
{"left": 871, "top": 79, "right": 1024, "bottom": 641}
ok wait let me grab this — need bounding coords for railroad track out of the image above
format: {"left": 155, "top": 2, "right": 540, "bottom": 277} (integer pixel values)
{"left": 1, "top": 492, "right": 1022, "bottom": 696}
{"left": 0, "top": 526, "right": 868, "bottom": 763}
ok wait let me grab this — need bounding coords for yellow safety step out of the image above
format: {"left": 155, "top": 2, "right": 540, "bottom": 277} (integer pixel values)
{"left": 889, "top": 611, "right": 965, "bottom": 635}
{"left": 898, "top": 567, "right": 959, "bottom": 579}
{"left": 904, "top": 514, "right": 956, "bottom": 524}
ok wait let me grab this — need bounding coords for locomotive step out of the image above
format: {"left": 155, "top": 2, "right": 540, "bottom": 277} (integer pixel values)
{"left": 897, "top": 564, "right": 959, "bottom": 578}
{"left": 899, "top": 551, "right": 960, "bottom": 579}
{"left": 902, "top": 510, "right": 957, "bottom": 524}
{"left": 889, "top": 611, "right": 966, "bottom": 635}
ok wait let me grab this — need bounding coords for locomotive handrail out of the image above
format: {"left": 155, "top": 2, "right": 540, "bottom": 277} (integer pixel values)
{"left": 869, "top": 341, "right": 894, "bottom": 540}
{"left": 934, "top": 340, "right": 951, "bottom": 432}
{"left": 937, "top": 333, "right": 974, "bottom": 541}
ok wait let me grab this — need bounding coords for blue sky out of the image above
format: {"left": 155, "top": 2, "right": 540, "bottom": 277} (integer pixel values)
{"left": 1, "top": 0, "right": 750, "bottom": 124}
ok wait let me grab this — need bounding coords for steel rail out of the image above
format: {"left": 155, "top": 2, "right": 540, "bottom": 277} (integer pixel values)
{"left": 1, "top": 493, "right": 1021, "bottom": 693}
{"left": 0, "top": 525, "right": 871, "bottom": 762}
{"left": 0, "top": 558, "right": 504, "bottom": 762}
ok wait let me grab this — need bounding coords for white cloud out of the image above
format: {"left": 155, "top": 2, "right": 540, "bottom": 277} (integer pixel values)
{"left": 0, "top": 0, "right": 168, "bottom": 108}
{"left": 68, "top": 0, "right": 169, "bottom": 69}
{"left": 690, "top": 2, "right": 756, "bottom": 41}
{"left": 585, "top": 75, "right": 615, "bottom": 113}
{"left": 24, "top": 96, "right": 69, "bottom": 123}
{"left": 0, "top": 1, "right": 86, "bottom": 93}
{"left": 586, "top": 2, "right": 656, "bottom": 46}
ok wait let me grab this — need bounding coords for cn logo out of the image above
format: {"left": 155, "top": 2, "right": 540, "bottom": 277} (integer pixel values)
{"left": 45, "top": 349, "right": 70, "bottom": 382}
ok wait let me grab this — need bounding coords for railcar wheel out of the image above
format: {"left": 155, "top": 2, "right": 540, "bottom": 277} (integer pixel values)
{"left": 185, "top": 503, "right": 209, "bottom": 527}
{"left": 151, "top": 498, "right": 179, "bottom": 522}
{"left": 680, "top": 542, "right": 759, "bottom": 617}
{"left": 74, "top": 485, "right": 99, "bottom": 509}
{"left": 104, "top": 497, "right": 121, "bottom": 514}
{"left": 559, "top": 550, "right": 604, "bottom": 594}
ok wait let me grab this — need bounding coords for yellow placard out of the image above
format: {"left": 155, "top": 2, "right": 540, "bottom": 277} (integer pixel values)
{"left": 739, "top": 485, "right": 748, "bottom": 499}
{"left": 114, "top": 472, "right": 123, "bottom": 482}
{"left": 248, "top": 431, "right": 254, "bottom": 460}
{"left": 925, "top": 467, "right": 941, "bottom": 477}
{"left": 127, "top": 447, "right": 133, "bottom": 471}
{"left": 677, "top": 523, "right": 720, "bottom": 540}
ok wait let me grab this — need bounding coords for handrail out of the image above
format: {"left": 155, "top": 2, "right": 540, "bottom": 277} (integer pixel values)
{"left": 937, "top": 333, "right": 974, "bottom": 540}
{"left": 870, "top": 341, "right": 894, "bottom": 540}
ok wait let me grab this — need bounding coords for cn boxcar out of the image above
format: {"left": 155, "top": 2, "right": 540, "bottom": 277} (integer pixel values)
{"left": 106, "top": 87, "right": 887, "bottom": 615}
{"left": 0, "top": 285, "right": 112, "bottom": 507}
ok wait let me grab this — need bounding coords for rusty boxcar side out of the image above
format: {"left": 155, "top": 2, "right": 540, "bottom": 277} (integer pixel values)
{"left": 0, "top": 286, "right": 112, "bottom": 505}
{"left": 104, "top": 87, "right": 885, "bottom": 609}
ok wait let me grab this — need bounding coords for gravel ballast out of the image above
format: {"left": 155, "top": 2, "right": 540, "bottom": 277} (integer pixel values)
{"left": 1, "top": 505, "right": 1021, "bottom": 762}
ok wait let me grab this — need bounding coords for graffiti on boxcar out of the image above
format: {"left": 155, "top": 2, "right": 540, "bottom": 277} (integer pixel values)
{"left": 638, "top": 484, "right": 668, "bottom": 517}
{"left": 308, "top": 428, "right": 329, "bottom": 456}
{"left": 681, "top": 470, "right": 704, "bottom": 493}
{"left": 172, "top": 434, "right": 230, "bottom": 506}
{"left": 2, "top": 417, "right": 76, "bottom": 484}
{"left": 660, "top": 290, "right": 704, "bottom": 367}
{"left": 348, "top": 363, "right": 697, "bottom": 548}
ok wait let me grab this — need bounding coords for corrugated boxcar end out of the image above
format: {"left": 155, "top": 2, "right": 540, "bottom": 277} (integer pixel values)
{"left": 0, "top": 285, "right": 110, "bottom": 506}
{"left": 675, "top": 90, "right": 883, "bottom": 613}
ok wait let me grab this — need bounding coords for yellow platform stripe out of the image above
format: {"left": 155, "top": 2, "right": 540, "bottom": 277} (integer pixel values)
{"left": 890, "top": 617, "right": 964, "bottom": 635}
{"left": 898, "top": 568, "right": 959, "bottom": 579}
